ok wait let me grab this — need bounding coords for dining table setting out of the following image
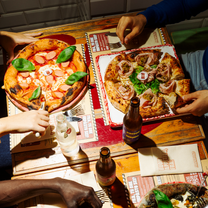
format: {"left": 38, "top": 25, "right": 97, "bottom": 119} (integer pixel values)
{"left": 3, "top": 12, "right": 208, "bottom": 208}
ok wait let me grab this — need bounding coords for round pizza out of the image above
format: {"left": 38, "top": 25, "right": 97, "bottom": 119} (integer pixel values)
{"left": 138, "top": 182, "right": 208, "bottom": 208}
{"left": 104, "top": 48, "right": 190, "bottom": 118}
{"left": 3, "top": 38, "right": 88, "bottom": 113}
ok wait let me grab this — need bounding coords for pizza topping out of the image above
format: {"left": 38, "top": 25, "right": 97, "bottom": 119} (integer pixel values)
{"left": 61, "top": 61, "right": 70, "bottom": 68}
{"left": 43, "top": 68, "right": 53, "bottom": 76}
{"left": 54, "top": 70, "right": 65, "bottom": 77}
{"left": 137, "top": 68, "right": 157, "bottom": 84}
{"left": 117, "top": 60, "right": 134, "bottom": 78}
{"left": 135, "top": 53, "right": 158, "bottom": 66}
{"left": 137, "top": 71, "right": 148, "bottom": 81}
{"left": 59, "top": 84, "right": 71, "bottom": 92}
{"left": 138, "top": 88, "right": 157, "bottom": 107}
{"left": 46, "top": 51, "right": 57, "bottom": 60}
{"left": 156, "top": 63, "right": 171, "bottom": 82}
{"left": 153, "top": 190, "right": 173, "bottom": 208}
{"left": 29, "top": 85, "right": 41, "bottom": 101}
{"left": 34, "top": 55, "right": 45, "bottom": 64}
{"left": 115, "top": 83, "right": 135, "bottom": 100}
{"left": 51, "top": 91, "right": 64, "bottom": 99}
{"left": 12, "top": 58, "right": 35, "bottom": 72}
{"left": 159, "top": 80, "right": 176, "bottom": 94}
{"left": 19, "top": 71, "right": 30, "bottom": 78}
{"left": 65, "top": 71, "right": 88, "bottom": 85}
{"left": 45, "top": 75, "right": 54, "bottom": 85}
{"left": 56, "top": 46, "right": 76, "bottom": 63}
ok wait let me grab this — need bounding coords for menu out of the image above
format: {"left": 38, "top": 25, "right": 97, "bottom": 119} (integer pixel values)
{"left": 122, "top": 158, "right": 208, "bottom": 208}
{"left": 85, "top": 27, "right": 167, "bottom": 126}
{"left": 8, "top": 44, "right": 98, "bottom": 153}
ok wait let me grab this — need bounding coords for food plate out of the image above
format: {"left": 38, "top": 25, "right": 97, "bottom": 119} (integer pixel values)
{"left": 137, "top": 181, "right": 208, "bottom": 208}
{"left": 4, "top": 39, "right": 89, "bottom": 114}
{"left": 95, "top": 44, "right": 187, "bottom": 128}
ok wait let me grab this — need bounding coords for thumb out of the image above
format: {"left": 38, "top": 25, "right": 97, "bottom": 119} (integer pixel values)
{"left": 124, "top": 28, "right": 139, "bottom": 44}
{"left": 182, "top": 92, "right": 198, "bottom": 103}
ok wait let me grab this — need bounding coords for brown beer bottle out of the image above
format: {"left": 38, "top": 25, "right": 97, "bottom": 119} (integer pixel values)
{"left": 95, "top": 147, "right": 116, "bottom": 186}
{"left": 122, "top": 97, "right": 143, "bottom": 144}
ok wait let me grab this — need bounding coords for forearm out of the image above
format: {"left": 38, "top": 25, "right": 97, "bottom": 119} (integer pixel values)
{"left": 139, "top": 0, "right": 208, "bottom": 28}
{"left": 0, "top": 178, "right": 60, "bottom": 207}
{"left": 0, "top": 116, "right": 13, "bottom": 137}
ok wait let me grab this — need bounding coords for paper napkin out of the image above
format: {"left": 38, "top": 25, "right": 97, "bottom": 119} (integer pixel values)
{"left": 138, "top": 144, "right": 202, "bottom": 176}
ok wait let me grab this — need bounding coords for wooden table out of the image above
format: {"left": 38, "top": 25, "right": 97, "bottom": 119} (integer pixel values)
{"left": 8, "top": 12, "right": 207, "bottom": 208}
{"left": 8, "top": 13, "right": 205, "bottom": 176}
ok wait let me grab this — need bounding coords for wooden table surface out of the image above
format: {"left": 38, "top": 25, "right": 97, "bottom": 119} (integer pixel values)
{"left": 9, "top": 13, "right": 206, "bottom": 177}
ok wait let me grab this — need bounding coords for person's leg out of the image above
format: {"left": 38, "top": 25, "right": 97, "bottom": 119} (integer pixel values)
{"left": 0, "top": 134, "right": 12, "bottom": 180}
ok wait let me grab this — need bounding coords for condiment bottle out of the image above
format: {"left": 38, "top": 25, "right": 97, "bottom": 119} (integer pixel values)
{"left": 96, "top": 147, "right": 116, "bottom": 186}
{"left": 122, "top": 97, "right": 143, "bottom": 144}
{"left": 55, "top": 113, "right": 79, "bottom": 156}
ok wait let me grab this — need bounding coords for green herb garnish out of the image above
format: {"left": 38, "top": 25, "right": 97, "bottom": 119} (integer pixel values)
{"left": 29, "top": 85, "right": 41, "bottom": 101}
{"left": 153, "top": 190, "right": 173, "bottom": 208}
{"left": 65, "top": 71, "right": 88, "bottom": 85}
{"left": 56, "top": 46, "right": 76, "bottom": 63}
{"left": 12, "top": 58, "right": 35, "bottom": 72}
{"left": 129, "top": 66, "right": 160, "bottom": 95}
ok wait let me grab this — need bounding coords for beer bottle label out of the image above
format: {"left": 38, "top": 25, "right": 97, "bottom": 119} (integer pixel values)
{"left": 122, "top": 125, "right": 141, "bottom": 144}
{"left": 97, "top": 172, "right": 116, "bottom": 186}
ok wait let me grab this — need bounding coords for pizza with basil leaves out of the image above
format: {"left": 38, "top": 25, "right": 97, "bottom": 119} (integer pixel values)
{"left": 104, "top": 49, "right": 190, "bottom": 118}
{"left": 4, "top": 39, "right": 87, "bottom": 112}
{"left": 138, "top": 182, "right": 208, "bottom": 208}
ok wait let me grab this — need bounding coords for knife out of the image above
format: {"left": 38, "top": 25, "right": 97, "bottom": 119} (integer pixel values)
{"left": 63, "top": 111, "right": 82, "bottom": 122}
{"left": 66, "top": 116, "right": 82, "bottom": 122}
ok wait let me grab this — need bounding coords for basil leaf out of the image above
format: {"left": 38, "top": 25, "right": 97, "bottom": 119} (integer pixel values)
{"left": 65, "top": 71, "right": 88, "bottom": 85}
{"left": 56, "top": 46, "right": 76, "bottom": 63}
{"left": 12, "top": 58, "right": 35, "bottom": 72}
{"left": 153, "top": 190, "right": 173, "bottom": 208}
{"left": 151, "top": 64, "right": 158, "bottom": 68}
{"left": 29, "top": 85, "right": 41, "bottom": 101}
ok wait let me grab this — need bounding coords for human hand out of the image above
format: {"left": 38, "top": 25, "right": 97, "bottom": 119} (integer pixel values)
{"left": 0, "top": 110, "right": 49, "bottom": 137}
{"left": 116, "top": 14, "right": 147, "bottom": 45}
{"left": 176, "top": 90, "right": 208, "bottom": 117}
{"left": 0, "top": 31, "right": 42, "bottom": 64}
{"left": 56, "top": 178, "right": 103, "bottom": 208}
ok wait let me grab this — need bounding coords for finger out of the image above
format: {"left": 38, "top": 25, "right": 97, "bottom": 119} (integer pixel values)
{"left": 25, "top": 32, "right": 42, "bottom": 37}
{"left": 176, "top": 101, "right": 197, "bottom": 114}
{"left": 85, "top": 192, "right": 103, "bottom": 208}
{"left": 182, "top": 92, "right": 198, "bottom": 102}
{"left": 124, "top": 28, "right": 139, "bottom": 44}
{"left": 116, "top": 23, "right": 125, "bottom": 44}
{"left": 38, "top": 119, "right": 49, "bottom": 127}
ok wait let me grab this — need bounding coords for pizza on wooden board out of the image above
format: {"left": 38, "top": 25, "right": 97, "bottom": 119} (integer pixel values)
{"left": 138, "top": 182, "right": 208, "bottom": 208}
{"left": 3, "top": 39, "right": 88, "bottom": 113}
{"left": 104, "top": 48, "right": 190, "bottom": 118}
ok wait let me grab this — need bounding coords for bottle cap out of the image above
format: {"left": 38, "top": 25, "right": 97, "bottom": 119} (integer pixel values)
{"left": 100, "top": 147, "right": 110, "bottom": 158}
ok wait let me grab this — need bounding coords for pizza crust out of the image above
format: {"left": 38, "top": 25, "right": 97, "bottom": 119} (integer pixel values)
{"left": 104, "top": 80, "right": 130, "bottom": 114}
{"left": 139, "top": 97, "right": 169, "bottom": 118}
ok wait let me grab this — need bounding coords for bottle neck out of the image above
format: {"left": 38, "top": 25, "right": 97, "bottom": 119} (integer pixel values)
{"left": 100, "top": 156, "right": 112, "bottom": 164}
{"left": 127, "top": 104, "right": 140, "bottom": 120}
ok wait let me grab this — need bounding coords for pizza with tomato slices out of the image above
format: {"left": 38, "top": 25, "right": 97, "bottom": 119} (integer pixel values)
{"left": 104, "top": 49, "right": 190, "bottom": 118}
{"left": 3, "top": 38, "right": 87, "bottom": 113}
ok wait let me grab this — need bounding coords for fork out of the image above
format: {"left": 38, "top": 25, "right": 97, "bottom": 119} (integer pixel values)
{"left": 67, "top": 104, "right": 85, "bottom": 116}
{"left": 195, "top": 197, "right": 208, "bottom": 208}
{"left": 95, "top": 190, "right": 110, "bottom": 203}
